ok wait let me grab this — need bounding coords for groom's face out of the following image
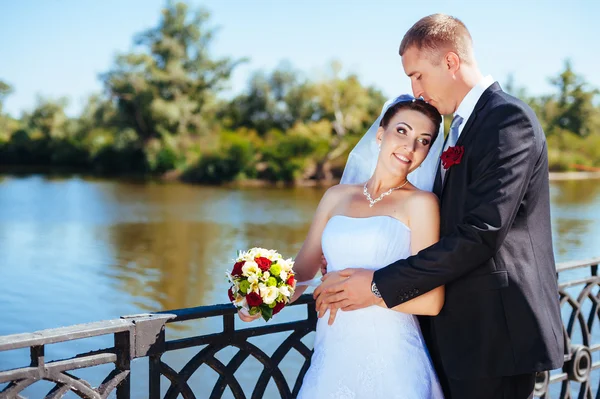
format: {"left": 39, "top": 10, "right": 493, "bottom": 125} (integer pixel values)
{"left": 402, "top": 46, "right": 456, "bottom": 115}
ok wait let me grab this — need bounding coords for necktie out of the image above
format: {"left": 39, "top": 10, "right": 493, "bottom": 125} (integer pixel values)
{"left": 441, "top": 115, "right": 464, "bottom": 183}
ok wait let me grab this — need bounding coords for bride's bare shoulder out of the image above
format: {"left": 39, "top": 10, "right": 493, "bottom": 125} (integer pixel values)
{"left": 405, "top": 188, "right": 439, "bottom": 212}
{"left": 323, "top": 183, "right": 362, "bottom": 198}
{"left": 314, "top": 184, "right": 360, "bottom": 217}
{"left": 319, "top": 183, "right": 361, "bottom": 209}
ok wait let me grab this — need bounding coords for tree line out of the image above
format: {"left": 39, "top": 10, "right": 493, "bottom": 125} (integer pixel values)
{"left": 0, "top": 2, "right": 598, "bottom": 185}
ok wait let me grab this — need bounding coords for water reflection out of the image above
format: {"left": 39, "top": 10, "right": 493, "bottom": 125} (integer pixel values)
{"left": 551, "top": 178, "right": 600, "bottom": 206}
{"left": 106, "top": 221, "right": 228, "bottom": 311}
{"left": 550, "top": 178, "right": 600, "bottom": 262}
{"left": 553, "top": 218, "right": 592, "bottom": 257}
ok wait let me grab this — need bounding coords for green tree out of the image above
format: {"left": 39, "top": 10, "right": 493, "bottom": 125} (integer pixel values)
{"left": 23, "top": 96, "right": 70, "bottom": 140}
{"left": 221, "top": 63, "right": 315, "bottom": 135}
{"left": 0, "top": 80, "right": 17, "bottom": 141}
{"left": 101, "top": 1, "right": 243, "bottom": 144}
{"left": 307, "top": 61, "right": 386, "bottom": 180}
{"left": 0, "top": 80, "right": 13, "bottom": 116}
{"left": 547, "top": 60, "right": 600, "bottom": 137}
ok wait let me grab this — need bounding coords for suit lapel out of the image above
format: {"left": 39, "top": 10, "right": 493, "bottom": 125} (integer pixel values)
{"left": 433, "top": 167, "right": 443, "bottom": 197}
{"left": 440, "top": 82, "right": 502, "bottom": 194}
{"left": 433, "top": 128, "right": 451, "bottom": 197}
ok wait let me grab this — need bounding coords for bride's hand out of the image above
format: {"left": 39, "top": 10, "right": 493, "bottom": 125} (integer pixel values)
{"left": 237, "top": 308, "right": 261, "bottom": 322}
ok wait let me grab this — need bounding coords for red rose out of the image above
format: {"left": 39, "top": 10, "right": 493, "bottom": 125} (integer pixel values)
{"left": 232, "top": 261, "right": 245, "bottom": 277}
{"left": 255, "top": 257, "right": 272, "bottom": 271}
{"left": 286, "top": 275, "right": 295, "bottom": 287}
{"left": 246, "top": 292, "right": 263, "bottom": 307}
{"left": 227, "top": 287, "right": 235, "bottom": 302}
{"left": 440, "top": 145, "right": 464, "bottom": 169}
{"left": 273, "top": 301, "right": 286, "bottom": 315}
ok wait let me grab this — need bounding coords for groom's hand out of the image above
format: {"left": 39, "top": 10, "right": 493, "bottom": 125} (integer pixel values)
{"left": 314, "top": 268, "right": 383, "bottom": 324}
{"left": 313, "top": 270, "right": 346, "bottom": 325}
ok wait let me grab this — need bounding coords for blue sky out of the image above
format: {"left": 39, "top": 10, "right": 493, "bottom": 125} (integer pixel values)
{"left": 1, "top": 0, "right": 598, "bottom": 117}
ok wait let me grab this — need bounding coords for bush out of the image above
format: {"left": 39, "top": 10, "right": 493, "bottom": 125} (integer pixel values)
{"left": 547, "top": 129, "right": 600, "bottom": 171}
{"left": 258, "top": 130, "right": 317, "bottom": 182}
{"left": 48, "top": 139, "right": 90, "bottom": 168}
{"left": 181, "top": 131, "right": 256, "bottom": 184}
{"left": 91, "top": 146, "right": 148, "bottom": 175}
{"left": 0, "top": 129, "right": 51, "bottom": 165}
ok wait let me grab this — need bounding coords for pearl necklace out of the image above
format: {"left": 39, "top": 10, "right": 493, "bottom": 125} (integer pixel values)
{"left": 363, "top": 180, "right": 409, "bottom": 208}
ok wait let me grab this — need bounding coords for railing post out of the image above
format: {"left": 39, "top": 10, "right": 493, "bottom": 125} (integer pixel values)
{"left": 119, "top": 313, "right": 174, "bottom": 399}
{"left": 115, "top": 331, "right": 131, "bottom": 399}
{"left": 149, "top": 353, "right": 162, "bottom": 399}
{"left": 30, "top": 345, "right": 44, "bottom": 368}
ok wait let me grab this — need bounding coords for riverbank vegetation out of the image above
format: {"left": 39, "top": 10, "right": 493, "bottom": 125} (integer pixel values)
{"left": 1, "top": 2, "right": 598, "bottom": 185}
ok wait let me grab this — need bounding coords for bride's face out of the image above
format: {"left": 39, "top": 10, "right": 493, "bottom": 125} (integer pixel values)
{"left": 376, "top": 109, "right": 435, "bottom": 177}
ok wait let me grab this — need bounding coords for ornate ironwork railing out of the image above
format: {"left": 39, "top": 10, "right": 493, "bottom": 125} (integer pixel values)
{"left": 1, "top": 257, "right": 599, "bottom": 399}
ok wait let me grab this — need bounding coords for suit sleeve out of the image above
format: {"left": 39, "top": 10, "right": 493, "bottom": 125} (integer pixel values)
{"left": 373, "top": 103, "right": 541, "bottom": 308}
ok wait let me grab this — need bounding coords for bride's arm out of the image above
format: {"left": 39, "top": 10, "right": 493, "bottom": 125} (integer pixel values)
{"left": 239, "top": 185, "right": 342, "bottom": 321}
{"left": 382, "top": 191, "right": 444, "bottom": 316}
{"left": 288, "top": 186, "right": 342, "bottom": 302}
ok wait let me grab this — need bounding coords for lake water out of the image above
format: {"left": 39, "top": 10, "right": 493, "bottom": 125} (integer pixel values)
{"left": 0, "top": 175, "right": 599, "bottom": 397}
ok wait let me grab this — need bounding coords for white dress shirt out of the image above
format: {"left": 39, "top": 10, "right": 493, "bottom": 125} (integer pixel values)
{"left": 453, "top": 75, "right": 495, "bottom": 139}
{"left": 439, "top": 75, "right": 495, "bottom": 182}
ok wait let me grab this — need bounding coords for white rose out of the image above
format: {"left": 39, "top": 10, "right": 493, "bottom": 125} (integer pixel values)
{"left": 278, "top": 285, "right": 291, "bottom": 298}
{"left": 242, "top": 261, "right": 260, "bottom": 277}
{"left": 279, "top": 258, "right": 294, "bottom": 272}
{"left": 260, "top": 285, "right": 280, "bottom": 305}
{"left": 279, "top": 270, "right": 288, "bottom": 281}
{"left": 247, "top": 274, "right": 259, "bottom": 285}
{"left": 250, "top": 247, "right": 266, "bottom": 259}
{"left": 234, "top": 295, "right": 248, "bottom": 309}
{"left": 267, "top": 249, "right": 280, "bottom": 261}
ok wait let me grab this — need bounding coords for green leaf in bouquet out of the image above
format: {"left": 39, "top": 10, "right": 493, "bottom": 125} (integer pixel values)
{"left": 268, "top": 301, "right": 277, "bottom": 309}
{"left": 262, "top": 306, "right": 273, "bottom": 321}
{"left": 248, "top": 307, "right": 260, "bottom": 316}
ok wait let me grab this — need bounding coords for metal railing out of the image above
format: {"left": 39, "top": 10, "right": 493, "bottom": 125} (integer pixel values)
{"left": 1, "top": 258, "right": 599, "bottom": 399}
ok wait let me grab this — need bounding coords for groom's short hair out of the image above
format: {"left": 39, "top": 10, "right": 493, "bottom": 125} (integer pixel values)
{"left": 400, "top": 14, "right": 474, "bottom": 64}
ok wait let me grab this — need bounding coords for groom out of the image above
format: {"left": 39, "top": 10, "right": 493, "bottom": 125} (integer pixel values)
{"left": 315, "top": 14, "right": 564, "bottom": 399}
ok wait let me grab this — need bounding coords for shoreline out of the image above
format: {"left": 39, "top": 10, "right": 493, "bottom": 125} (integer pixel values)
{"left": 2, "top": 168, "right": 600, "bottom": 185}
{"left": 549, "top": 171, "right": 600, "bottom": 181}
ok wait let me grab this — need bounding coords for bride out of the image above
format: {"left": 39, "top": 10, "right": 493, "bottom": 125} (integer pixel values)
{"left": 239, "top": 95, "right": 445, "bottom": 398}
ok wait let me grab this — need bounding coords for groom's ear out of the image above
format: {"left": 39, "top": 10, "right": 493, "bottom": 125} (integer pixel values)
{"left": 444, "top": 52, "right": 460, "bottom": 74}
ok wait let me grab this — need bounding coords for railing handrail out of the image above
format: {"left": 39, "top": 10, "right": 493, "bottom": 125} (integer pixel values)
{"left": 0, "top": 294, "right": 316, "bottom": 355}
{"left": 555, "top": 256, "right": 600, "bottom": 272}
{"left": 1, "top": 257, "right": 598, "bottom": 351}
{"left": 0, "top": 319, "right": 133, "bottom": 352}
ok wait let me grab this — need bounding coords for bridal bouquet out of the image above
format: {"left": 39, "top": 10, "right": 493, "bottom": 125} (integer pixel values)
{"left": 226, "top": 247, "right": 296, "bottom": 321}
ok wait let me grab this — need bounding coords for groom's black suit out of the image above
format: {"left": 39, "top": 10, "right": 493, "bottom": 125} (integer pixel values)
{"left": 373, "top": 83, "right": 564, "bottom": 398}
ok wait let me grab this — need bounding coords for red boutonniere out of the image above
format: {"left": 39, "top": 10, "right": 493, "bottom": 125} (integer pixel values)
{"left": 440, "top": 145, "right": 464, "bottom": 169}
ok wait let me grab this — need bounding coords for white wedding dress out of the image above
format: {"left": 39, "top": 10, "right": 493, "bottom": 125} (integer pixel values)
{"left": 297, "top": 215, "right": 444, "bottom": 399}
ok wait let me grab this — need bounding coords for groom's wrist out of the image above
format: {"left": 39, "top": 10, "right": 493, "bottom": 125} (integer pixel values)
{"left": 371, "top": 280, "right": 382, "bottom": 298}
